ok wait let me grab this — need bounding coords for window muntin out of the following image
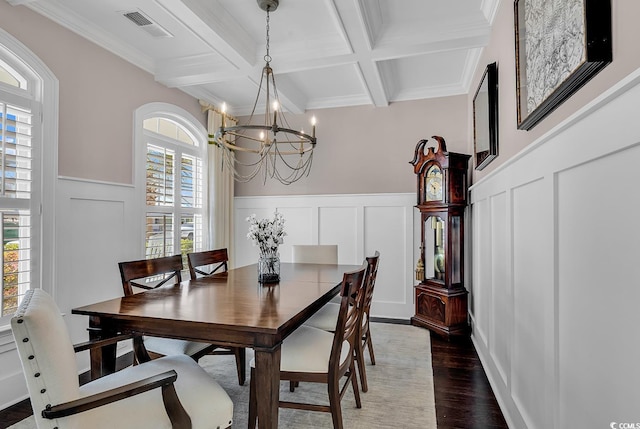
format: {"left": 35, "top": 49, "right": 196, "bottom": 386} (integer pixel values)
{"left": 2, "top": 211, "right": 30, "bottom": 315}
{"left": 146, "top": 144, "right": 174, "bottom": 207}
{"left": 0, "top": 103, "right": 32, "bottom": 198}
{"left": 145, "top": 212, "right": 174, "bottom": 258}
{"left": 143, "top": 117, "right": 197, "bottom": 146}
{"left": 0, "top": 59, "right": 27, "bottom": 89}
{"left": 180, "top": 153, "right": 202, "bottom": 209}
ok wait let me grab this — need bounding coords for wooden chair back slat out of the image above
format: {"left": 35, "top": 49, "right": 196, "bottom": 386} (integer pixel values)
{"left": 332, "top": 263, "right": 368, "bottom": 375}
{"left": 363, "top": 251, "right": 380, "bottom": 319}
{"left": 118, "top": 255, "right": 183, "bottom": 296}
{"left": 187, "top": 248, "right": 229, "bottom": 279}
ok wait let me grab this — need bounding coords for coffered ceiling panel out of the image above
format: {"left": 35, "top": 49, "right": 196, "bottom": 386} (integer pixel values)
{"left": 10, "top": 0, "right": 499, "bottom": 115}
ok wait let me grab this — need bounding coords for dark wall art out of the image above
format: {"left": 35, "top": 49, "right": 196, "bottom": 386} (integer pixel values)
{"left": 473, "top": 62, "right": 499, "bottom": 170}
{"left": 514, "top": 0, "right": 612, "bottom": 130}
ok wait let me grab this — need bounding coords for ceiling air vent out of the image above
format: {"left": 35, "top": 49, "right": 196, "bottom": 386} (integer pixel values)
{"left": 121, "top": 10, "right": 173, "bottom": 38}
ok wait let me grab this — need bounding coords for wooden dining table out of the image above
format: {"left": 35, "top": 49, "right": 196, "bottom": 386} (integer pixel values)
{"left": 72, "top": 262, "right": 360, "bottom": 429}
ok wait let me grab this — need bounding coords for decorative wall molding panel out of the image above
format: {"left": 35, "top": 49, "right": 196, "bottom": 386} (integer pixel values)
{"left": 235, "top": 193, "right": 417, "bottom": 319}
{"left": 469, "top": 69, "right": 640, "bottom": 429}
{"left": 0, "top": 178, "right": 138, "bottom": 410}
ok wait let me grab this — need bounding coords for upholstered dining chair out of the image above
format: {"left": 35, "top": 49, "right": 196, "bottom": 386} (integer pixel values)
{"left": 292, "top": 244, "right": 339, "bottom": 306}
{"left": 187, "top": 248, "right": 247, "bottom": 385}
{"left": 118, "top": 255, "right": 217, "bottom": 365}
{"left": 248, "top": 262, "right": 368, "bottom": 429}
{"left": 304, "top": 251, "right": 380, "bottom": 392}
{"left": 11, "top": 289, "right": 233, "bottom": 429}
{"left": 291, "top": 244, "right": 338, "bottom": 264}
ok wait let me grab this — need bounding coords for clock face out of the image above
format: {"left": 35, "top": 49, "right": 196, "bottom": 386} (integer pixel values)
{"left": 425, "top": 165, "right": 443, "bottom": 201}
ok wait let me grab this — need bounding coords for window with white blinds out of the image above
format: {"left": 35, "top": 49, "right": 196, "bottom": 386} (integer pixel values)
{"left": 0, "top": 81, "right": 34, "bottom": 318}
{"left": 146, "top": 144, "right": 175, "bottom": 207}
{"left": 142, "top": 116, "right": 205, "bottom": 261}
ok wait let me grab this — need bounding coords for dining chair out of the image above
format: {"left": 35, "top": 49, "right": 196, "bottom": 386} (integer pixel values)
{"left": 247, "top": 262, "right": 368, "bottom": 429}
{"left": 11, "top": 289, "right": 233, "bottom": 429}
{"left": 304, "top": 251, "right": 380, "bottom": 392}
{"left": 292, "top": 244, "right": 340, "bottom": 307}
{"left": 187, "top": 248, "right": 247, "bottom": 385}
{"left": 291, "top": 244, "right": 338, "bottom": 264}
{"left": 187, "top": 248, "right": 228, "bottom": 279}
{"left": 118, "top": 255, "right": 217, "bottom": 365}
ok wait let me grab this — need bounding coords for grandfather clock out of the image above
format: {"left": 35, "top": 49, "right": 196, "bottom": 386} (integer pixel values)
{"left": 410, "top": 136, "right": 470, "bottom": 338}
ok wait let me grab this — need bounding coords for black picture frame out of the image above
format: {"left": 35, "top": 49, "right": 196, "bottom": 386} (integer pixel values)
{"left": 473, "top": 62, "right": 498, "bottom": 171}
{"left": 514, "top": 0, "right": 612, "bottom": 130}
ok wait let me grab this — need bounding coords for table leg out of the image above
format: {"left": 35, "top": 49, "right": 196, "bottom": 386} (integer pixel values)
{"left": 88, "top": 316, "right": 117, "bottom": 380}
{"left": 254, "top": 342, "right": 282, "bottom": 429}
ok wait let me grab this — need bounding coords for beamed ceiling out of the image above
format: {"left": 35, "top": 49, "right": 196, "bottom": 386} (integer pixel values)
{"left": 8, "top": 0, "right": 500, "bottom": 116}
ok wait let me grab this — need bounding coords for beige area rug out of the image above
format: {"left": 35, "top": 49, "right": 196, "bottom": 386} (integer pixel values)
{"left": 9, "top": 323, "right": 435, "bottom": 429}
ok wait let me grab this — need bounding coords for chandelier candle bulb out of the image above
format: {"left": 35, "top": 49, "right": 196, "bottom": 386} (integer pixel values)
{"left": 221, "top": 102, "right": 226, "bottom": 130}
{"left": 272, "top": 101, "right": 278, "bottom": 126}
{"left": 311, "top": 116, "right": 316, "bottom": 139}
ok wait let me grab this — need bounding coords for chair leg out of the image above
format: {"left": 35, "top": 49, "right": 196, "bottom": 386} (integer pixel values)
{"left": 248, "top": 367, "right": 257, "bottom": 429}
{"left": 234, "top": 347, "right": 246, "bottom": 385}
{"left": 355, "top": 339, "right": 368, "bottom": 393}
{"left": 349, "top": 362, "right": 362, "bottom": 409}
{"left": 365, "top": 333, "right": 376, "bottom": 365}
{"left": 328, "top": 376, "right": 344, "bottom": 429}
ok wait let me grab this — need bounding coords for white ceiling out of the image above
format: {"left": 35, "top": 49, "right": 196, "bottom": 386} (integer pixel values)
{"left": 10, "top": 0, "right": 500, "bottom": 116}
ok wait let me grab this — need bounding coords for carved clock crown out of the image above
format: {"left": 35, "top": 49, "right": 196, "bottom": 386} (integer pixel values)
{"left": 409, "top": 136, "right": 470, "bottom": 207}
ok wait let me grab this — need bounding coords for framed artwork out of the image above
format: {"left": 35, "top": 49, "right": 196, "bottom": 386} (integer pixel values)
{"left": 473, "top": 62, "right": 498, "bottom": 171}
{"left": 514, "top": 0, "right": 612, "bottom": 130}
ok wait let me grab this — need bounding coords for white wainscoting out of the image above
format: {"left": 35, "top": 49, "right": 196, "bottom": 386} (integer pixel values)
{"left": 234, "top": 193, "right": 418, "bottom": 319}
{"left": 54, "top": 177, "right": 141, "bottom": 343}
{"left": 0, "top": 177, "right": 140, "bottom": 410}
{"left": 469, "top": 69, "right": 640, "bottom": 429}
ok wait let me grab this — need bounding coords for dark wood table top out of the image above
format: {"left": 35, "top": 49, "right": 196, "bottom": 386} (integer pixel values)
{"left": 72, "top": 262, "right": 362, "bottom": 429}
{"left": 72, "top": 262, "right": 360, "bottom": 344}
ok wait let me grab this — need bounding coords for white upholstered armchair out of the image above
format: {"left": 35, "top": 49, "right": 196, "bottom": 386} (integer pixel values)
{"left": 11, "top": 289, "right": 233, "bottom": 429}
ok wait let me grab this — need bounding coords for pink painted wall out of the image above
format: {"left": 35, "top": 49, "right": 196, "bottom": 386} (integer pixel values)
{"left": 0, "top": 2, "right": 204, "bottom": 185}
{"left": 469, "top": 0, "right": 640, "bottom": 181}
{"left": 235, "top": 96, "right": 468, "bottom": 196}
{"left": 4, "top": 0, "right": 637, "bottom": 191}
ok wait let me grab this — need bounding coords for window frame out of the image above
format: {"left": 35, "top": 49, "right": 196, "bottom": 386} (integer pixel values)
{"left": 0, "top": 28, "right": 58, "bottom": 330}
{"left": 134, "top": 103, "right": 209, "bottom": 261}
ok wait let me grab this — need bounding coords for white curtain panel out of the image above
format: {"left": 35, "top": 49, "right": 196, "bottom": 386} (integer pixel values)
{"left": 207, "top": 108, "right": 236, "bottom": 267}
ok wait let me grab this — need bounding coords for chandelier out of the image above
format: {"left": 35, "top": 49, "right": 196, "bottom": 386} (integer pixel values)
{"left": 211, "top": 0, "right": 317, "bottom": 185}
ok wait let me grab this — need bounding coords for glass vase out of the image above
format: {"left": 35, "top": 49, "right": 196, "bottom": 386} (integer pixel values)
{"left": 258, "top": 254, "right": 280, "bottom": 284}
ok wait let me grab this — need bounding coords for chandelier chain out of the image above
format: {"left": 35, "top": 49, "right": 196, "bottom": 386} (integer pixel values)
{"left": 264, "top": 9, "right": 271, "bottom": 63}
{"left": 211, "top": 0, "right": 316, "bottom": 185}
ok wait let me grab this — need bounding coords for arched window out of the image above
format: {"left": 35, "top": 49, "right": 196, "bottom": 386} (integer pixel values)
{"left": 0, "top": 30, "right": 57, "bottom": 323}
{"left": 135, "top": 104, "right": 207, "bottom": 263}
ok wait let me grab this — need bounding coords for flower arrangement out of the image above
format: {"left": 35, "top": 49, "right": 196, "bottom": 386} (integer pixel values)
{"left": 246, "top": 211, "right": 286, "bottom": 258}
{"left": 247, "top": 211, "right": 286, "bottom": 283}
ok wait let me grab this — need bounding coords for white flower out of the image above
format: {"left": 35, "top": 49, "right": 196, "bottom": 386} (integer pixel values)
{"left": 246, "top": 211, "right": 286, "bottom": 257}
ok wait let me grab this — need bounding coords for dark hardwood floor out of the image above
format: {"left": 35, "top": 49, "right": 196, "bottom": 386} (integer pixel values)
{"left": 0, "top": 331, "right": 508, "bottom": 429}
{"left": 0, "top": 400, "right": 30, "bottom": 429}
{"left": 431, "top": 334, "right": 509, "bottom": 429}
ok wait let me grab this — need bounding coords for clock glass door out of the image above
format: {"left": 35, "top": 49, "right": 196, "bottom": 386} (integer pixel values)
{"left": 424, "top": 215, "right": 445, "bottom": 282}
{"left": 451, "top": 215, "right": 461, "bottom": 284}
